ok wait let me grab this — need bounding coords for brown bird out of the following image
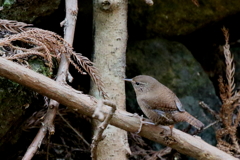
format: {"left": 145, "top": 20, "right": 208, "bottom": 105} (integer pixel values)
{"left": 125, "top": 75, "right": 204, "bottom": 134}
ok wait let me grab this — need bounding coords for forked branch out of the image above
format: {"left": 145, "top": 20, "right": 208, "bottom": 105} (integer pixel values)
{"left": 21, "top": 0, "right": 79, "bottom": 159}
{"left": 0, "top": 57, "right": 237, "bottom": 160}
{"left": 91, "top": 100, "right": 117, "bottom": 160}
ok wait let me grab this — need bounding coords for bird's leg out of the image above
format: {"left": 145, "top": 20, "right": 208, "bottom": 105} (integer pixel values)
{"left": 169, "top": 125, "right": 174, "bottom": 136}
{"left": 154, "top": 110, "right": 170, "bottom": 121}
{"left": 135, "top": 115, "right": 155, "bottom": 133}
{"left": 136, "top": 115, "right": 144, "bottom": 133}
{"left": 161, "top": 114, "right": 170, "bottom": 121}
{"left": 142, "top": 121, "right": 155, "bottom": 125}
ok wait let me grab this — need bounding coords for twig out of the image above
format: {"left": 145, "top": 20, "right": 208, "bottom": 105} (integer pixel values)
{"left": 199, "top": 101, "right": 220, "bottom": 120}
{"left": 152, "top": 147, "right": 175, "bottom": 160}
{"left": 46, "top": 134, "right": 51, "bottom": 160}
{"left": 0, "top": 57, "right": 238, "bottom": 160}
{"left": 203, "top": 120, "right": 219, "bottom": 130}
{"left": 191, "top": 0, "right": 199, "bottom": 7}
{"left": 22, "top": 1, "right": 78, "bottom": 159}
{"left": 58, "top": 111, "right": 90, "bottom": 147}
{"left": 144, "top": 0, "right": 154, "bottom": 6}
{"left": 91, "top": 100, "right": 117, "bottom": 160}
{"left": 49, "top": 142, "right": 90, "bottom": 153}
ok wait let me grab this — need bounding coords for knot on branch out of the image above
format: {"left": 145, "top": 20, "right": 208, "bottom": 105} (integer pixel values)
{"left": 144, "top": 0, "right": 154, "bottom": 6}
{"left": 98, "top": 0, "right": 119, "bottom": 12}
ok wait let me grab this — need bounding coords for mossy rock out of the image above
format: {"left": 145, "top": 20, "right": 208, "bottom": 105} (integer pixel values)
{"left": 126, "top": 38, "right": 221, "bottom": 145}
{"left": 0, "top": 0, "right": 61, "bottom": 23}
{"left": 0, "top": 59, "right": 52, "bottom": 147}
{"left": 128, "top": 0, "right": 240, "bottom": 37}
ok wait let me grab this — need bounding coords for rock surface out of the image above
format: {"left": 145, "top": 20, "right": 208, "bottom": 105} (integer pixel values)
{"left": 126, "top": 38, "right": 221, "bottom": 145}
{"left": 0, "top": 0, "right": 61, "bottom": 23}
{"left": 128, "top": 0, "right": 240, "bottom": 38}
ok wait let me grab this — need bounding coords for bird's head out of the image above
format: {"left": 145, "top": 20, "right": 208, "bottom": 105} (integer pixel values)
{"left": 124, "top": 75, "right": 158, "bottom": 94}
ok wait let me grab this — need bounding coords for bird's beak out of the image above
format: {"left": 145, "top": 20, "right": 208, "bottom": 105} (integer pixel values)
{"left": 124, "top": 78, "right": 133, "bottom": 82}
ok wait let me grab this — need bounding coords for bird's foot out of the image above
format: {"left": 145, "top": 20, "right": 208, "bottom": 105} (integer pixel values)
{"left": 169, "top": 125, "right": 174, "bottom": 136}
{"left": 135, "top": 115, "right": 144, "bottom": 134}
{"left": 142, "top": 121, "right": 155, "bottom": 125}
{"left": 135, "top": 115, "right": 156, "bottom": 134}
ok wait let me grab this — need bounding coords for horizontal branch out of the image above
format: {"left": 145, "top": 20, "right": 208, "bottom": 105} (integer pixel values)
{"left": 0, "top": 57, "right": 237, "bottom": 160}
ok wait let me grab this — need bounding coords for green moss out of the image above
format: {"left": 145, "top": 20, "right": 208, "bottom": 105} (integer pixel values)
{"left": 0, "top": 77, "right": 32, "bottom": 145}
{"left": 2, "top": 0, "right": 15, "bottom": 7}
{"left": 0, "top": 58, "right": 54, "bottom": 146}
{"left": 28, "top": 59, "right": 52, "bottom": 77}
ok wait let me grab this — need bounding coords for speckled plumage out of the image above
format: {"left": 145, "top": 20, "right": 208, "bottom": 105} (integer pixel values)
{"left": 126, "top": 75, "right": 204, "bottom": 130}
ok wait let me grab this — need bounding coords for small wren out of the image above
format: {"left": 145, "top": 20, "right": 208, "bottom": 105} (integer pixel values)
{"left": 125, "top": 75, "right": 204, "bottom": 134}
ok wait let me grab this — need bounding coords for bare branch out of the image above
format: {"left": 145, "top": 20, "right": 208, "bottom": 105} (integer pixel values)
{"left": 22, "top": 0, "right": 78, "bottom": 159}
{"left": 203, "top": 120, "right": 219, "bottom": 130}
{"left": 91, "top": 100, "right": 117, "bottom": 160}
{"left": 0, "top": 57, "right": 238, "bottom": 160}
{"left": 1, "top": 18, "right": 107, "bottom": 159}
{"left": 1, "top": 19, "right": 106, "bottom": 97}
{"left": 199, "top": 101, "right": 220, "bottom": 120}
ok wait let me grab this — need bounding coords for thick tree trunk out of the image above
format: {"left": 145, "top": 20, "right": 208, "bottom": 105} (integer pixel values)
{"left": 91, "top": 0, "right": 130, "bottom": 159}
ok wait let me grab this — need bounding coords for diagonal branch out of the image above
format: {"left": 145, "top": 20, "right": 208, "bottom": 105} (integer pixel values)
{"left": 22, "top": 0, "right": 78, "bottom": 159}
{"left": 0, "top": 57, "right": 238, "bottom": 160}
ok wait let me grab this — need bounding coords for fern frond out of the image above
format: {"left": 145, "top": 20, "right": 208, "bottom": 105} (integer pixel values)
{"left": 218, "top": 76, "right": 227, "bottom": 102}
{"left": 0, "top": 19, "right": 32, "bottom": 33}
{"left": 6, "top": 51, "right": 45, "bottom": 60}
{"left": 1, "top": 19, "right": 107, "bottom": 97}
{"left": 216, "top": 27, "right": 240, "bottom": 156}
{"left": 222, "top": 27, "right": 235, "bottom": 98}
{"left": 72, "top": 53, "right": 108, "bottom": 98}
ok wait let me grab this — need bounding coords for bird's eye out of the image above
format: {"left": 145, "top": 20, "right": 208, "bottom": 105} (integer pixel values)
{"left": 135, "top": 82, "right": 140, "bottom": 85}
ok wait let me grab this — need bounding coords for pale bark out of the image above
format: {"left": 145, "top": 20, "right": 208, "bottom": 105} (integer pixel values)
{"left": 91, "top": 0, "right": 130, "bottom": 159}
{"left": 22, "top": 1, "right": 78, "bottom": 159}
{"left": 0, "top": 57, "right": 238, "bottom": 160}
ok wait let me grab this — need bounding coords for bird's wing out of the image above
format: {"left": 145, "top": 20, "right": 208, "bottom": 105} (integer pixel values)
{"left": 174, "top": 98, "right": 185, "bottom": 112}
{"left": 137, "top": 99, "right": 170, "bottom": 122}
{"left": 140, "top": 96, "right": 176, "bottom": 112}
{"left": 139, "top": 93, "right": 185, "bottom": 112}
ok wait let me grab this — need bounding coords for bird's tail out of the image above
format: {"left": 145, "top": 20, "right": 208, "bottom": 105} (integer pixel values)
{"left": 173, "top": 111, "right": 204, "bottom": 130}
